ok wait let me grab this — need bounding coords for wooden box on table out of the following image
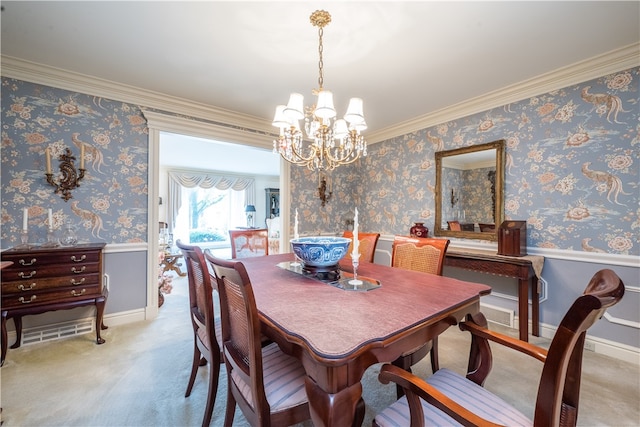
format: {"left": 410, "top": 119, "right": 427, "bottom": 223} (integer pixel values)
{"left": 497, "top": 221, "right": 527, "bottom": 257}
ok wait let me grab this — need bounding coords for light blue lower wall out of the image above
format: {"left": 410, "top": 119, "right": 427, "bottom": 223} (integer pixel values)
{"left": 373, "top": 237, "right": 639, "bottom": 351}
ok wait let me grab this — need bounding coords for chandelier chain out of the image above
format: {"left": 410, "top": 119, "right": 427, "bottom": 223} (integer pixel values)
{"left": 317, "top": 27, "right": 324, "bottom": 90}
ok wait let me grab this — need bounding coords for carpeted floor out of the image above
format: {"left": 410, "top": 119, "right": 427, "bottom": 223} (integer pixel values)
{"left": 1, "top": 274, "right": 638, "bottom": 426}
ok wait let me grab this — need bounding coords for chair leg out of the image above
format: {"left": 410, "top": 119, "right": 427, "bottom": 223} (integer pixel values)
{"left": 201, "top": 358, "right": 220, "bottom": 427}
{"left": 223, "top": 381, "right": 236, "bottom": 427}
{"left": 430, "top": 337, "right": 440, "bottom": 373}
{"left": 185, "top": 340, "right": 201, "bottom": 398}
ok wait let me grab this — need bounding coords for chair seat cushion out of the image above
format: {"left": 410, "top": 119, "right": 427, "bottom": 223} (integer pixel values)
{"left": 374, "top": 368, "right": 532, "bottom": 427}
{"left": 231, "top": 342, "right": 307, "bottom": 412}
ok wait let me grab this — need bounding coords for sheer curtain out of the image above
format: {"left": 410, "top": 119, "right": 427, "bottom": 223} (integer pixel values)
{"left": 167, "top": 170, "right": 255, "bottom": 232}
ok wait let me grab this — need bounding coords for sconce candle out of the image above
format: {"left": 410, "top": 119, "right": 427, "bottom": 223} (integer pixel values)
{"left": 294, "top": 208, "right": 299, "bottom": 239}
{"left": 48, "top": 208, "right": 53, "bottom": 229}
{"left": 80, "top": 143, "right": 85, "bottom": 169}
{"left": 23, "top": 207, "right": 28, "bottom": 231}
{"left": 45, "top": 148, "right": 52, "bottom": 174}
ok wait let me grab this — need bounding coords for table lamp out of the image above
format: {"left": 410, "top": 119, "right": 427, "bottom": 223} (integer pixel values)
{"left": 245, "top": 205, "right": 256, "bottom": 228}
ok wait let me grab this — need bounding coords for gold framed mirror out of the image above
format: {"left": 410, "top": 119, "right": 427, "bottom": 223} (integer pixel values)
{"left": 434, "top": 140, "right": 505, "bottom": 241}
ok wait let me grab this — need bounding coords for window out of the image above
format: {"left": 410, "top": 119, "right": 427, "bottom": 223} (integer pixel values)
{"left": 173, "top": 186, "right": 246, "bottom": 249}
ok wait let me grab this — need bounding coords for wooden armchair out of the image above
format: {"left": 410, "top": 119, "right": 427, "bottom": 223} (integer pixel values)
{"left": 343, "top": 230, "right": 381, "bottom": 263}
{"left": 229, "top": 228, "right": 268, "bottom": 259}
{"left": 374, "top": 269, "right": 625, "bottom": 427}
{"left": 447, "top": 220, "right": 461, "bottom": 231}
{"left": 390, "top": 236, "right": 450, "bottom": 397}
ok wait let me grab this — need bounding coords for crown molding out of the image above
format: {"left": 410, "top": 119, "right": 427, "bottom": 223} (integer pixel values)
{"left": 0, "top": 55, "right": 275, "bottom": 137}
{"left": 3, "top": 43, "right": 638, "bottom": 146}
{"left": 368, "top": 42, "right": 640, "bottom": 144}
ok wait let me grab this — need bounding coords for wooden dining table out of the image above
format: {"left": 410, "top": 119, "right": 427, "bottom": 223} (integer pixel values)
{"left": 240, "top": 253, "right": 492, "bottom": 426}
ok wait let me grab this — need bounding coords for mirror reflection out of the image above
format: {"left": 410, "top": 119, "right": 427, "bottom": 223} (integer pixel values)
{"left": 434, "top": 140, "right": 505, "bottom": 241}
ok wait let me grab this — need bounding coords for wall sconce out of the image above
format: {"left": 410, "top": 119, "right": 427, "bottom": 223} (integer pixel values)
{"left": 245, "top": 204, "right": 256, "bottom": 228}
{"left": 450, "top": 188, "right": 459, "bottom": 208}
{"left": 318, "top": 174, "right": 333, "bottom": 207}
{"left": 45, "top": 146, "right": 85, "bottom": 202}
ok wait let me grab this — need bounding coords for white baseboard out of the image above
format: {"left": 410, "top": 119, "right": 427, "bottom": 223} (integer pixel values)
{"left": 519, "top": 316, "right": 640, "bottom": 365}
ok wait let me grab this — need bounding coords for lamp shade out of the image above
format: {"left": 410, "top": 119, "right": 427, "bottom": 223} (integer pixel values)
{"left": 272, "top": 105, "right": 289, "bottom": 128}
{"left": 284, "top": 93, "right": 305, "bottom": 120}
{"left": 245, "top": 205, "right": 256, "bottom": 213}
{"left": 314, "top": 90, "right": 337, "bottom": 119}
{"left": 344, "top": 98, "right": 365, "bottom": 125}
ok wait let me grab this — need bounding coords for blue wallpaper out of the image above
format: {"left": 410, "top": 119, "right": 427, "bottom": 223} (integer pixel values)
{"left": 2, "top": 68, "right": 638, "bottom": 255}
{"left": 1, "top": 78, "right": 149, "bottom": 247}
{"left": 291, "top": 67, "right": 639, "bottom": 255}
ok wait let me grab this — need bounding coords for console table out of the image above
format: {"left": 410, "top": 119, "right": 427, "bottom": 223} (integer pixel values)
{"left": 444, "top": 248, "right": 544, "bottom": 341}
{"left": 1, "top": 243, "right": 108, "bottom": 365}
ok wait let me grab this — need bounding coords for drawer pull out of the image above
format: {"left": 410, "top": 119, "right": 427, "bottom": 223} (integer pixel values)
{"left": 71, "top": 255, "right": 86, "bottom": 262}
{"left": 71, "top": 266, "right": 86, "bottom": 273}
{"left": 71, "top": 278, "right": 86, "bottom": 285}
{"left": 71, "top": 289, "right": 86, "bottom": 297}
{"left": 18, "top": 283, "right": 37, "bottom": 291}
{"left": 18, "top": 271, "right": 36, "bottom": 279}
{"left": 19, "top": 258, "right": 37, "bottom": 266}
{"left": 18, "top": 295, "right": 37, "bottom": 304}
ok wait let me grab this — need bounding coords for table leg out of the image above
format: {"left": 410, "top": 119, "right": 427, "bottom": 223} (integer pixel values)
{"left": 305, "top": 376, "right": 362, "bottom": 426}
{"left": 518, "top": 278, "right": 529, "bottom": 342}
{"left": 532, "top": 276, "right": 540, "bottom": 337}
{"left": 1, "top": 311, "right": 7, "bottom": 367}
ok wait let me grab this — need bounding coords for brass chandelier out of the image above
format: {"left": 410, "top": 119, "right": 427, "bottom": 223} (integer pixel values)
{"left": 272, "top": 10, "right": 367, "bottom": 171}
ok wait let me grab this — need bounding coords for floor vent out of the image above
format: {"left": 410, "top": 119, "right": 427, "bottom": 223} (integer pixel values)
{"left": 21, "top": 320, "right": 94, "bottom": 346}
{"left": 480, "top": 303, "right": 514, "bottom": 328}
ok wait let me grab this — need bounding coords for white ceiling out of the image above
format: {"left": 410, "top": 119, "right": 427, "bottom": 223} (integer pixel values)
{"left": 2, "top": 1, "right": 638, "bottom": 173}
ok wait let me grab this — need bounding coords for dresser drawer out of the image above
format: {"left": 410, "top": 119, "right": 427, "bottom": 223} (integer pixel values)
{"left": 1, "top": 283, "right": 103, "bottom": 309}
{"left": 2, "top": 273, "right": 101, "bottom": 294}
{"left": 1, "top": 262, "right": 101, "bottom": 281}
{"left": 1, "top": 250, "right": 102, "bottom": 268}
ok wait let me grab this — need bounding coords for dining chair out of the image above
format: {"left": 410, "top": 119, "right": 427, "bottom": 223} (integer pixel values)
{"left": 206, "top": 254, "right": 310, "bottom": 427}
{"left": 373, "top": 268, "right": 625, "bottom": 427}
{"left": 343, "top": 231, "right": 381, "bottom": 263}
{"left": 479, "top": 222, "right": 496, "bottom": 232}
{"left": 447, "top": 220, "right": 462, "bottom": 231}
{"left": 390, "top": 235, "right": 450, "bottom": 397}
{"left": 265, "top": 216, "right": 280, "bottom": 254}
{"left": 175, "top": 240, "right": 223, "bottom": 427}
{"left": 229, "top": 229, "right": 269, "bottom": 259}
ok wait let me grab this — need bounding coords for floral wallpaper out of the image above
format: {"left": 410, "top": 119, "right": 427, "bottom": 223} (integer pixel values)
{"left": 1, "top": 78, "right": 149, "bottom": 247}
{"left": 291, "top": 67, "right": 639, "bottom": 256}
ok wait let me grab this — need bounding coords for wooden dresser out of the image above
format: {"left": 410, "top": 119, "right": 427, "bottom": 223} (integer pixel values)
{"left": 1, "top": 242, "right": 108, "bottom": 366}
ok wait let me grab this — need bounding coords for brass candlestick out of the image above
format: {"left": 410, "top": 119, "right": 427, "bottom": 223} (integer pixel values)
{"left": 46, "top": 147, "right": 85, "bottom": 201}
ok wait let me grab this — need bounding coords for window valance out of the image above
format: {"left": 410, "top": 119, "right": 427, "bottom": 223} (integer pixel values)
{"left": 167, "top": 171, "right": 255, "bottom": 231}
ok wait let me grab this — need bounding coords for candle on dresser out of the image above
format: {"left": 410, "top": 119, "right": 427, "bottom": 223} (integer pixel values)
{"left": 294, "top": 208, "right": 299, "bottom": 239}
{"left": 352, "top": 207, "right": 359, "bottom": 258}
{"left": 23, "top": 208, "right": 28, "bottom": 232}
{"left": 48, "top": 209, "right": 53, "bottom": 229}
{"left": 80, "top": 144, "right": 85, "bottom": 169}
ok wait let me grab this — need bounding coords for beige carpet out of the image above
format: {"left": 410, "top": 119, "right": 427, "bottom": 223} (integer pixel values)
{"left": 1, "top": 275, "right": 638, "bottom": 426}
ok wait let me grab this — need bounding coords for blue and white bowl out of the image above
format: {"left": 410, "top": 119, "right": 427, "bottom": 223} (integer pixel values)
{"left": 290, "top": 236, "right": 351, "bottom": 268}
